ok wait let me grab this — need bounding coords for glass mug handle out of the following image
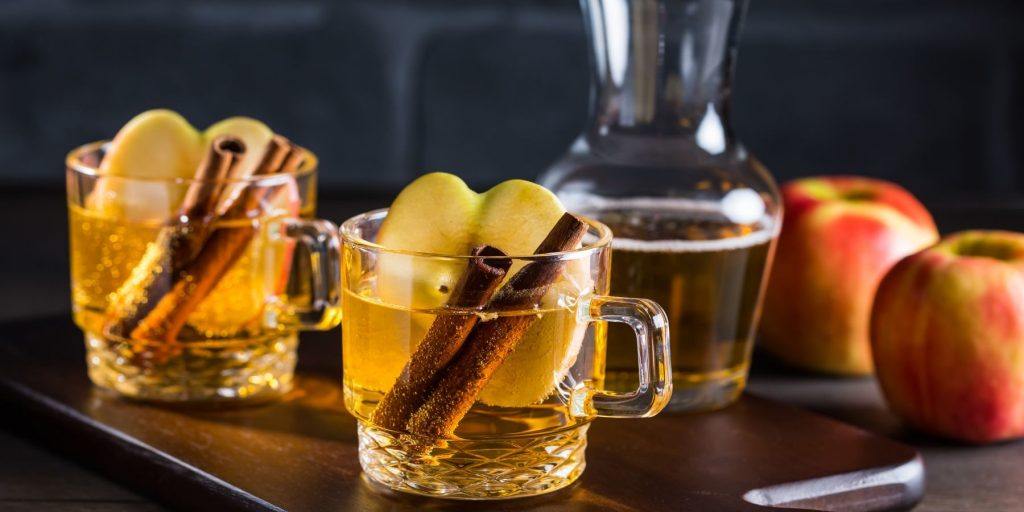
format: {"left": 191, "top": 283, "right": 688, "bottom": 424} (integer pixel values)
{"left": 269, "top": 218, "right": 343, "bottom": 331}
{"left": 575, "top": 295, "right": 672, "bottom": 418}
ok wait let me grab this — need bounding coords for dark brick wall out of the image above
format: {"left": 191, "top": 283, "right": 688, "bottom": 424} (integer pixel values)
{"left": 1, "top": 0, "right": 1021, "bottom": 200}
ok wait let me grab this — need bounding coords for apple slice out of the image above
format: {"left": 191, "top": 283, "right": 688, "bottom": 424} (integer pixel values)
{"left": 476, "top": 180, "right": 593, "bottom": 406}
{"left": 374, "top": 173, "right": 593, "bottom": 407}
{"left": 375, "top": 174, "right": 572, "bottom": 307}
{"left": 101, "top": 109, "right": 204, "bottom": 179}
{"left": 376, "top": 173, "right": 481, "bottom": 310}
{"left": 93, "top": 112, "right": 278, "bottom": 221}
{"left": 91, "top": 109, "right": 204, "bottom": 220}
{"left": 476, "top": 179, "right": 569, "bottom": 254}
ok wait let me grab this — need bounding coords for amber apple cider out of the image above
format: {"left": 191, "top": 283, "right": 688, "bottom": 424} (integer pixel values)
{"left": 342, "top": 282, "right": 606, "bottom": 498}
{"left": 68, "top": 202, "right": 312, "bottom": 401}
{"left": 597, "top": 205, "right": 773, "bottom": 411}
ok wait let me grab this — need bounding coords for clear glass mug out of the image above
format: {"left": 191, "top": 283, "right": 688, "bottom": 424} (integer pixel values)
{"left": 340, "top": 209, "right": 672, "bottom": 499}
{"left": 66, "top": 141, "right": 342, "bottom": 403}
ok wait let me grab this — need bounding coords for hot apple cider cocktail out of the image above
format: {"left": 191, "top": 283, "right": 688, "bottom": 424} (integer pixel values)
{"left": 68, "top": 110, "right": 339, "bottom": 403}
{"left": 340, "top": 173, "right": 672, "bottom": 499}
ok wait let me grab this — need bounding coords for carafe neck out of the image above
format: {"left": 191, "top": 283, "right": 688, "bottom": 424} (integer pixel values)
{"left": 583, "top": 0, "right": 745, "bottom": 152}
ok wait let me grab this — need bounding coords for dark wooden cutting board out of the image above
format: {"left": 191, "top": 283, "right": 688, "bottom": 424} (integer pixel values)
{"left": 0, "top": 316, "right": 922, "bottom": 511}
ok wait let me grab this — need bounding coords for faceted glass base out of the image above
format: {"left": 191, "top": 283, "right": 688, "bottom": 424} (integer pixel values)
{"left": 358, "top": 422, "right": 588, "bottom": 500}
{"left": 84, "top": 330, "right": 297, "bottom": 404}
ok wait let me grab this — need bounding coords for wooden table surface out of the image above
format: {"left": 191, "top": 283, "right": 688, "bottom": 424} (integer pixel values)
{"left": 2, "top": 188, "right": 1023, "bottom": 511}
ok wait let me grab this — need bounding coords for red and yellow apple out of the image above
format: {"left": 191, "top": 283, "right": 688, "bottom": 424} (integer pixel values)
{"left": 760, "top": 176, "right": 939, "bottom": 375}
{"left": 871, "top": 230, "right": 1024, "bottom": 443}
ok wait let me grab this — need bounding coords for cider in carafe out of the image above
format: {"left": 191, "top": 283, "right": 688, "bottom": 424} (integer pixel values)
{"left": 592, "top": 200, "right": 773, "bottom": 410}
{"left": 539, "top": 0, "right": 782, "bottom": 410}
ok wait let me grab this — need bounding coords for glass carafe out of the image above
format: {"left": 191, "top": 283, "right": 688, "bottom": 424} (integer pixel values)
{"left": 540, "top": 0, "right": 780, "bottom": 412}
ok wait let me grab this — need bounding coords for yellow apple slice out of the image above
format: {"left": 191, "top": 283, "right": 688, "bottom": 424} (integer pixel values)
{"left": 376, "top": 173, "right": 482, "bottom": 310}
{"left": 92, "top": 109, "right": 204, "bottom": 220}
{"left": 101, "top": 109, "right": 203, "bottom": 178}
{"left": 375, "top": 174, "right": 569, "bottom": 307}
{"left": 377, "top": 172, "right": 481, "bottom": 254}
{"left": 373, "top": 172, "right": 592, "bottom": 406}
{"left": 475, "top": 179, "right": 568, "bottom": 255}
{"left": 468, "top": 179, "right": 593, "bottom": 406}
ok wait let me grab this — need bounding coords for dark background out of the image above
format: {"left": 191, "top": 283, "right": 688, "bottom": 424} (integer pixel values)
{"left": 1, "top": 0, "right": 1023, "bottom": 319}
{"left": 2, "top": 0, "right": 1023, "bottom": 199}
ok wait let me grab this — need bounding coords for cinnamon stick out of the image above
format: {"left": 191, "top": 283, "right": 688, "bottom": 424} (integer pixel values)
{"left": 372, "top": 245, "right": 512, "bottom": 432}
{"left": 130, "top": 137, "right": 304, "bottom": 344}
{"left": 213, "top": 135, "right": 295, "bottom": 218}
{"left": 104, "top": 136, "right": 247, "bottom": 340}
{"left": 173, "top": 136, "right": 247, "bottom": 263}
{"left": 255, "top": 135, "right": 296, "bottom": 175}
{"left": 278, "top": 145, "right": 307, "bottom": 174}
{"left": 405, "top": 213, "right": 589, "bottom": 440}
